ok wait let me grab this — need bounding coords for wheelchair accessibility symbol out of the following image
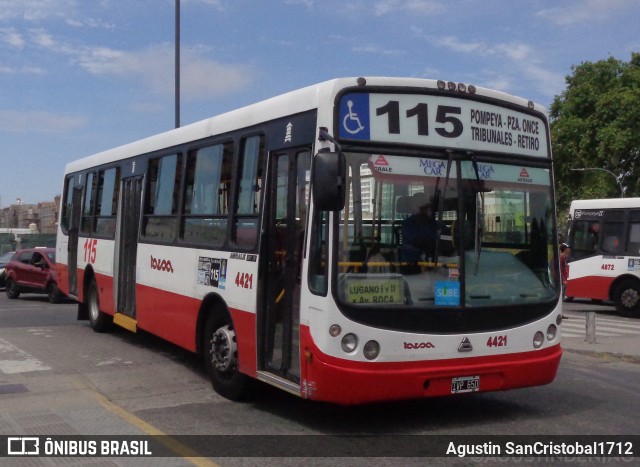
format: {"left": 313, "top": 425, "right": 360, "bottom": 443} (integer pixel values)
{"left": 339, "top": 93, "right": 370, "bottom": 140}
{"left": 343, "top": 100, "right": 365, "bottom": 135}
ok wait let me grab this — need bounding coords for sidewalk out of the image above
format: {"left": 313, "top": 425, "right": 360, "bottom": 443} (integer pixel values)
{"left": 560, "top": 313, "right": 640, "bottom": 363}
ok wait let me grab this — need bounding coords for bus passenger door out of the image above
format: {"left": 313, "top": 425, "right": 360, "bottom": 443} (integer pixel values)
{"left": 261, "top": 147, "right": 311, "bottom": 384}
{"left": 67, "top": 182, "right": 83, "bottom": 297}
{"left": 115, "top": 176, "right": 143, "bottom": 320}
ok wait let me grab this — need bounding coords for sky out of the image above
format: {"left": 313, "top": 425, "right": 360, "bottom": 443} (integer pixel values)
{"left": 1, "top": 0, "right": 639, "bottom": 206}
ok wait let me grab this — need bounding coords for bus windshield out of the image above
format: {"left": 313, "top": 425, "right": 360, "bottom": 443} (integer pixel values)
{"left": 335, "top": 152, "right": 558, "bottom": 314}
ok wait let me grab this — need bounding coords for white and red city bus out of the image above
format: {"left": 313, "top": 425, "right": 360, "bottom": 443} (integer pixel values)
{"left": 56, "top": 77, "right": 562, "bottom": 404}
{"left": 566, "top": 198, "right": 640, "bottom": 317}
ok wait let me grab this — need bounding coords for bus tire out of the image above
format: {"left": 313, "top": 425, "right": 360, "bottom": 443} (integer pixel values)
{"left": 203, "top": 313, "right": 251, "bottom": 401}
{"left": 87, "top": 279, "right": 112, "bottom": 332}
{"left": 5, "top": 279, "right": 20, "bottom": 299}
{"left": 613, "top": 279, "right": 640, "bottom": 318}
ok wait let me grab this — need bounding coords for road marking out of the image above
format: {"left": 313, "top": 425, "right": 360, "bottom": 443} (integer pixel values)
{"left": 0, "top": 338, "right": 51, "bottom": 374}
{"left": 92, "top": 391, "right": 219, "bottom": 467}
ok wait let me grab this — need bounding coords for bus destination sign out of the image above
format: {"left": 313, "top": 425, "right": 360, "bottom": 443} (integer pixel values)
{"left": 338, "top": 92, "right": 548, "bottom": 158}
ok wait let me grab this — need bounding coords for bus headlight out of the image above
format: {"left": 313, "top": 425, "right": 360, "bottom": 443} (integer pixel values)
{"left": 341, "top": 333, "right": 358, "bottom": 353}
{"left": 556, "top": 314, "right": 563, "bottom": 326}
{"left": 329, "top": 324, "right": 342, "bottom": 337}
{"left": 547, "top": 324, "right": 557, "bottom": 341}
{"left": 363, "top": 340, "right": 380, "bottom": 360}
{"left": 533, "top": 331, "right": 545, "bottom": 349}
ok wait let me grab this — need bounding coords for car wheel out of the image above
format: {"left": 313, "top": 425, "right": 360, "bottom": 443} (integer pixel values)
{"left": 613, "top": 279, "right": 640, "bottom": 318}
{"left": 5, "top": 279, "right": 20, "bottom": 299}
{"left": 87, "top": 279, "right": 112, "bottom": 332}
{"left": 47, "top": 283, "right": 62, "bottom": 304}
{"left": 203, "top": 312, "right": 252, "bottom": 401}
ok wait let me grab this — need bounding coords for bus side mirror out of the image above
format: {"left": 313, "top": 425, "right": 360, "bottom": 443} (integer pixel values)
{"left": 312, "top": 151, "right": 346, "bottom": 211}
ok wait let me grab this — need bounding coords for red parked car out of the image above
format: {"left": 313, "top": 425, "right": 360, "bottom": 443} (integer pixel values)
{"left": 4, "top": 248, "right": 65, "bottom": 303}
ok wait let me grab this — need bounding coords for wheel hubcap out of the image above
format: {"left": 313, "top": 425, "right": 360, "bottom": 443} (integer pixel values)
{"left": 89, "top": 289, "right": 99, "bottom": 321}
{"left": 621, "top": 288, "right": 639, "bottom": 308}
{"left": 210, "top": 325, "right": 237, "bottom": 372}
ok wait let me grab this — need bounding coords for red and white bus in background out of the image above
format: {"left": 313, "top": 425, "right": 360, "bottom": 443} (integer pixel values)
{"left": 56, "top": 77, "right": 562, "bottom": 404}
{"left": 566, "top": 198, "right": 640, "bottom": 317}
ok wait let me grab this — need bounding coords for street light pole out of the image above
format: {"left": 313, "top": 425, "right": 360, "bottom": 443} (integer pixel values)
{"left": 570, "top": 167, "right": 624, "bottom": 198}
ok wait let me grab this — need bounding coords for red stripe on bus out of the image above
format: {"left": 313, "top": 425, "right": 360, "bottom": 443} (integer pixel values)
{"left": 566, "top": 275, "right": 613, "bottom": 300}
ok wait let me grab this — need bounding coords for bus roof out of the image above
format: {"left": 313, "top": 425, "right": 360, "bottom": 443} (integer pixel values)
{"left": 569, "top": 198, "right": 640, "bottom": 211}
{"left": 64, "top": 76, "right": 547, "bottom": 174}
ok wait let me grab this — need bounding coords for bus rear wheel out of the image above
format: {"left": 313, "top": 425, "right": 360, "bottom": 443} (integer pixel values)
{"left": 203, "top": 313, "right": 251, "bottom": 401}
{"left": 87, "top": 279, "right": 112, "bottom": 332}
{"left": 613, "top": 279, "right": 640, "bottom": 318}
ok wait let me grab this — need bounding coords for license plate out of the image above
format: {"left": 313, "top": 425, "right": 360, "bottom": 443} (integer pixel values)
{"left": 451, "top": 376, "right": 480, "bottom": 394}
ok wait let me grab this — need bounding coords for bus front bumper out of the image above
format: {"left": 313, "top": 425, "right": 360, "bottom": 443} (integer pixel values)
{"left": 300, "top": 328, "right": 562, "bottom": 405}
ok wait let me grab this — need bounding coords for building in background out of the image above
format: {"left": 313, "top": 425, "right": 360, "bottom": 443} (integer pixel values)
{"left": 0, "top": 196, "right": 60, "bottom": 234}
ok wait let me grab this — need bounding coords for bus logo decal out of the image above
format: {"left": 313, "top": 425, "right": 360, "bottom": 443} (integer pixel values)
{"left": 403, "top": 341, "right": 435, "bottom": 350}
{"left": 458, "top": 337, "right": 473, "bottom": 352}
{"left": 374, "top": 155, "right": 389, "bottom": 166}
{"left": 517, "top": 167, "right": 532, "bottom": 183}
{"left": 150, "top": 255, "right": 174, "bottom": 273}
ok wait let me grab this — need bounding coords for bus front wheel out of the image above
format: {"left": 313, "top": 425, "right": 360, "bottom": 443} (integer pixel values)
{"left": 203, "top": 313, "right": 251, "bottom": 401}
{"left": 613, "top": 279, "right": 640, "bottom": 318}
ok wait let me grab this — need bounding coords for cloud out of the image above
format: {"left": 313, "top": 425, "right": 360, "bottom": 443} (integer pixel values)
{"left": 0, "top": 0, "right": 78, "bottom": 22}
{"left": 352, "top": 44, "right": 407, "bottom": 56}
{"left": 0, "top": 28, "right": 25, "bottom": 48}
{"left": 284, "top": 0, "right": 315, "bottom": 6}
{"left": 0, "top": 66, "right": 46, "bottom": 75}
{"left": 435, "top": 36, "right": 564, "bottom": 100}
{"left": 184, "top": 0, "right": 226, "bottom": 9}
{"left": 536, "top": 0, "right": 634, "bottom": 26}
{"left": 72, "top": 43, "right": 254, "bottom": 100}
{"left": 0, "top": 109, "right": 87, "bottom": 133}
{"left": 373, "top": 0, "right": 444, "bottom": 16}
{"left": 25, "top": 29, "right": 254, "bottom": 101}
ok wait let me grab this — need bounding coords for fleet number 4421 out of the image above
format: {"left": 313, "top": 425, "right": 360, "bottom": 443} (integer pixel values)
{"left": 486, "top": 335, "right": 507, "bottom": 347}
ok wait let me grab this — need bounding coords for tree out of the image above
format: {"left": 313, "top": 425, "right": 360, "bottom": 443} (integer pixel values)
{"left": 550, "top": 53, "right": 640, "bottom": 217}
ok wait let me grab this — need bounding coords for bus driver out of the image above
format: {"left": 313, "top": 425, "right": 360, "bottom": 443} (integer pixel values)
{"left": 401, "top": 193, "right": 438, "bottom": 266}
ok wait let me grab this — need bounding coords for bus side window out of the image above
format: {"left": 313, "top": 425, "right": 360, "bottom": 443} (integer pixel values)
{"left": 80, "top": 171, "right": 98, "bottom": 235}
{"left": 142, "top": 154, "right": 182, "bottom": 242}
{"left": 232, "top": 135, "right": 264, "bottom": 248}
{"left": 181, "top": 143, "right": 231, "bottom": 246}
{"left": 95, "top": 167, "right": 120, "bottom": 238}
{"left": 570, "top": 220, "right": 600, "bottom": 260}
{"left": 626, "top": 210, "right": 640, "bottom": 255}
{"left": 601, "top": 211, "right": 623, "bottom": 254}
{"left": 61, "top": 175, "right": 75, "bottom": 233}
